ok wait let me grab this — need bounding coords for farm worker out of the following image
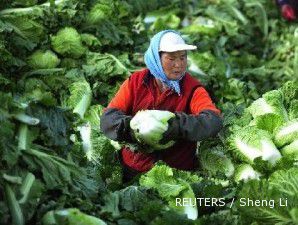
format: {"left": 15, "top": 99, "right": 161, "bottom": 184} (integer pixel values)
{"left": 100, "top": 30, "right": 223, "bottom": 182}
{"left": 276, "top": 0, "right": 298, "bottom": 21}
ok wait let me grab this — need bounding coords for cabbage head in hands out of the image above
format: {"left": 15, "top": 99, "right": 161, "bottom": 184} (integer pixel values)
{"left": 130, "top": 110, "right": 175, "bottom": 150}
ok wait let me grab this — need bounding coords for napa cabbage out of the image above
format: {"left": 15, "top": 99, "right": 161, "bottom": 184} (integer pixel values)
{"left": 249, "top": 113, "right": 285, "bottom": 134}
{"left": 274, "top": 119, "right": 298, "bottom": 147}
{"left": 86, "top": 2, "right": 114, "bottom": 25}
{"left": 188, "top": 51, "right": 225, "bottom": 76}
{"left": 288, "top": 99, "right": 298, "bottom": 120}
{"left": 280, "top": 81, "right": 298, "bottom": 108}
{"left": 81, "top": 33, "right": 102, "bottom": 48}
{"left": 199, "top": 145, "right": 235, "bottom": 178}
{"left": 139, "top": 164, "right": 201, "bottom": 220}
{"left": 2, "top": 15, "right": 45, "bottom": 45}
{"left": 51, "top": 27, "right": 86, "bottom": 59}
{"left": 248, "top": 90, "right": 288, "bottom": 133}
{"left": 234, "top": 164, "right": 261, "bottom": 183}
{"left": 27, "top": 50, "right": 60, "bottom": 69}
{"left": 280, "top": 80, "right": 298, "bottom": 121}
{"left": 130, "top": 110, "right": 176, "bottom": 150}
{"left": 42, "top": 208, "right": 106, "bottom": 225}
{"left": 84, "top": 104, "right": 104, "bottom": 127}
{"left": 67, "top": 80, "right": 92, "bottom": 119}
{"left": 237, "top": 168, "right": 298, "bottom": 225}
{"left": 281, "top": 140, "right": 298, "bottom": 160}
{"left": 78, "top": 105, "right": 110, "bottom": 162}
{"left": 77, "top": 123, "right": 122, "bottom": 188}
{"left": 181, "top": 16, "right": 220, "bottom": 36}
{"left": 229, "top": 126, "right": 281, "bottom": 165}
{"left": 248, "top": 90, "right": 287, "bottom": 119}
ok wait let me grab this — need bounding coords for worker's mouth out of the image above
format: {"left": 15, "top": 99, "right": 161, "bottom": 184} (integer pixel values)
{"left": 173, "top": 71, "right": 182, "bottom": 75}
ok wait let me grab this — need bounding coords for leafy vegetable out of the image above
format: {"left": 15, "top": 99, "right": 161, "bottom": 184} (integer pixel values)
{"left": 86, "top": 2, "right": 114, "bottom": 25}
{"left": 18, "top": 172, "right": 35, "bottom": 204}
{"left": 248, "top": 90, "right": 288, "bottom": 130}
{"left": 251, "top": 113, "right": 285, "bottom": 134}
{"left": 4, "top": 183, "right": 24, "bottom": 225}
{"left": 288, "top": 100, "right": 298, "bottom": 120}
{"left": 83, "top": 52, "right": 129, "bottom": 82}
{"left": 130, "top": 110, "right": 175, "bottom": 151}
{"left": 51, "top": 27, "right": 86, "bottom": 59}
{"left": 281, "top": 140, "right": 298, "bottom": 160}
{"left": 27, "top": 50, "right": 60, "bottom": 69}
{"left": 199, "top": 145, "right": 235, "bottom": 178}
{"left": 139, "top": 164, "right": 201, "bottom": 220}
{"left": 280, "top": 81, "right": 298, "bottom": 109}
{"left": 42, "top": 208, "right": 107, "bottom": 225}
{"left": 67, "top": 79, "right": 92, "bottom": 119}
{"left": 229, "top": 126, "right": 281, "bottom": 165}
{"left": 234, "top": 164, "right": 261, "bottom": 183}
{"left": 236, "top": 168, "right": 298, "bottom": 225}
{"left": 274, "top": 119, "right": 298, "bottom": 147}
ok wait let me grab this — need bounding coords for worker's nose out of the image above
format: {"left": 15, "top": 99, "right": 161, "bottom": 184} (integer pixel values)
{"left": 174, "top": 59, "right": 184, "bottom": 67}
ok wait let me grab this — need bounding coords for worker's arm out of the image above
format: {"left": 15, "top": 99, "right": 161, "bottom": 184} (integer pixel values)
{"left": 100, "top": 79, "right": 134, "bottom": 142}
{"left": 162, "top": 87, "right": 223, "bottom": 142}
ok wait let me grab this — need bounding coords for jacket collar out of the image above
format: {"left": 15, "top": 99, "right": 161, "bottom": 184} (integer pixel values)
{"left": 142, "top": 69, "right": 187, "bottom": 96}
{"left": 143, "top": 69, "right": 187, "bottom": 95}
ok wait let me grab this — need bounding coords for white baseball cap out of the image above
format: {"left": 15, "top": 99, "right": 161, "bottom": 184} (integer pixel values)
{"left": 159, "top": 32, "right": 197, "bottom": 52}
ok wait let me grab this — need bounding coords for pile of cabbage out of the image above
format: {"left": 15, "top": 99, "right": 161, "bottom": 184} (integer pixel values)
{"left": 228, "top": 81, "right": 298, "bottom": 182}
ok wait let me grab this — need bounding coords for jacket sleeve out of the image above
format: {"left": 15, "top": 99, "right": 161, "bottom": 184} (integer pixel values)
{"left": 100, "top": 108, "right": 134, "bottom": 142}
{"left": 163, "top": 110, "right": 223, "bottom": 142}
{"left": 107, "top": 79, "right": 132, "bottom": 112}
{"left": 162, "top": 87, "right": 223, "bottom": 142}
{"left": 100, "top": 78, "right": 134, "bottom": 142}
{"left": 190, "top": 86, "right": 221, "bottom": 115}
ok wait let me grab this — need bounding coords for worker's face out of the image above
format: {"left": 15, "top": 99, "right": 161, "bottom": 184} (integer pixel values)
{"left": 160, "top": 51, "right": 187, "bottom": 80}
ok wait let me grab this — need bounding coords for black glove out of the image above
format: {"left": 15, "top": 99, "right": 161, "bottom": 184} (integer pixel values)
{"left": 161, "top": 110, "right": 223, "bottom": 143}
{"left": 100, "top": 108, "right": 135, "bottom": 143}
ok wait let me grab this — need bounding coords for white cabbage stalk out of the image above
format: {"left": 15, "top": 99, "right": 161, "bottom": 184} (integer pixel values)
{"left": 234, "top": 137, "right": 281, "bottom": 165}
{"left": 78, "top": 123, "right": 92, "bottom": 160}
{"left": 181, "top": 189, "right": 198, "bottom": 220}
{"left": 110, "top": 140, "right": 121, "bottom": 150}
{"left": 130, "top": 110, "right": 175, "bottom": 150}
{"left": 67, "top": 80, "right": 92, "bottom": 119}
{"left": 18, "top": 124, "right": 29, "bottom": 150}
{"left": 231, "top": 127, "right": 282, "bottom": 165}
{"left": 13, "top": 113, "right": 40, "bottom": 125}
{"left": 249, "top": 98, "right": 275, "bottom": 116}
{"left": 274, "top": 119, "right": 298, "bottom": 147}
{"left": 234, "top": 164, "right": 262, "bottom": 183}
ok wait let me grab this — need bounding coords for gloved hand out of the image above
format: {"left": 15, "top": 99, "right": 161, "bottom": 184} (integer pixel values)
{"left": 100, "top": 108, "right": 135, "bottom": 143}
{"left": 159, "top": 116, "right": 180, "bottom": 144}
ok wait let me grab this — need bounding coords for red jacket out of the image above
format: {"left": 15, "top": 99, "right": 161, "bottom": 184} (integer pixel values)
{"left": 105, "top": 68, "right": 221, "bottom": 172}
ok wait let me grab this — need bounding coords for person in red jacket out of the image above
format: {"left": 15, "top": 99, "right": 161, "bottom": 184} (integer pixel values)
{"left": 276, "top": 0, "right": 298, "bottom": 21}
{"left": 100, "top": 30, "right": 223, "bottom": 182}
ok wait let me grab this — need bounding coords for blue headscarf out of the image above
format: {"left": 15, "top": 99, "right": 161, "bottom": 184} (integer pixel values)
{"left": 144, "top": 30, "right": 185, "bottom": 95}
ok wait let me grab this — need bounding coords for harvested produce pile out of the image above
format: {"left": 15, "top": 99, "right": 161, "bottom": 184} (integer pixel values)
{"left": 0, "top": 0, "right": 297, "bottom": 224}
